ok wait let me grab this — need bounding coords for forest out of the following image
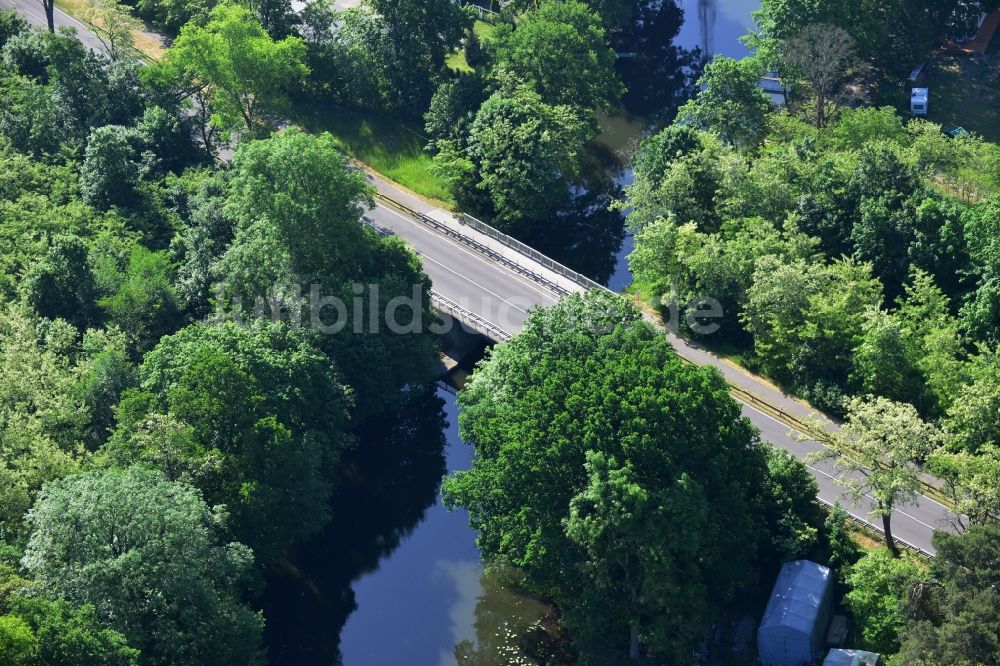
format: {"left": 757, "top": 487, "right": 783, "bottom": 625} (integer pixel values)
{"left": 0, "top": 0, "right": 998, "bottom": 663}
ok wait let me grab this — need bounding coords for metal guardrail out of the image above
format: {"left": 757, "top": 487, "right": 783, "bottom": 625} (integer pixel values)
{"left": 459, "top": 212, "right": 608, "bottom": 293}
{"left": 431, "top": 290, "right": 512, "bottom": 342}
{"left": 373, "top": 193, "right": 572, "bottom": 298}
{"left": 816, "top": 497, "right": 934, "bottom": 559}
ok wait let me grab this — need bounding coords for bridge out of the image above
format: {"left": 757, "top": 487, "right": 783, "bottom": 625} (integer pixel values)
{"left": 363, "top": 170, "right": 957, "bottom": 557}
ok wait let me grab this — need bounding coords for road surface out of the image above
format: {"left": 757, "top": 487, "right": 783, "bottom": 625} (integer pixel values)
{"left": 0, "top": 0, "right": 106, "bottom": 51}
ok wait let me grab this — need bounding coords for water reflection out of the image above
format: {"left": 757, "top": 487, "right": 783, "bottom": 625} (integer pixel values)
{"left": 676, "top": 0, "right": 759, "bottom": 59}
{"left": 516, "top": 143, "right": 627, "bottom": 286}
{"left": 259, "top": 387, "right": 448, "bottom": 665}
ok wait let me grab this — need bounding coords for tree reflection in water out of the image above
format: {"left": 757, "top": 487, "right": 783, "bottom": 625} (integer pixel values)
{"left": 259, "top": 386, "right": 447, "bottom": 665}
{"left": 454, "top": 566, "right": 574, "bottom": 666}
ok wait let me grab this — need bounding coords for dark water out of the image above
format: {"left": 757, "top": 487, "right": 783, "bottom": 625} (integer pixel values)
{"left": 262, "top": 385, "right": 562, "bottom": 665}
{"left": 336, "top": 388, "right": 482, "bottom": 665}
{"left": 262, "top": 3, "right": 762, "bottom": 663}
{"left": 600, "top": 0, "right": 760, "bottom": 293}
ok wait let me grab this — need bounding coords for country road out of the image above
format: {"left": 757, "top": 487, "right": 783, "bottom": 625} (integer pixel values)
{"left": 0, "top": 0, "right": 106, "bottom": 51}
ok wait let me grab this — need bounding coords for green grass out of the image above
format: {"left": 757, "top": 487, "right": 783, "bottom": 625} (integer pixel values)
{"left": 924, "top": 55, "right": 1000, "bottom": 143}
{"left": 294, "top": 103, "right": 453, "bottom": 205}
{"left": 446, "top": 50, "right": 473, "bottom": 73}
{"left": 446, "top": 20, "right": 496, "bottom": 73}
{"left": 473, "top": 19, "right": 495, "bottom": 40}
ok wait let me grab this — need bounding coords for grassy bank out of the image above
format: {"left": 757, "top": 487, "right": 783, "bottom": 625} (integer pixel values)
{"left": 294, "top": 103, "right": 453, "bottom": 205}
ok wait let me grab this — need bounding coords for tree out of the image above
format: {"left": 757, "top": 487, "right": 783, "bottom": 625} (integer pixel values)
{"left": 617, "top": 127, "right": 726, "bottom": 231}
{"left": 742, "top": 257, "right": 882, "bottom": 403}
{"left": 96, "top": 244, "right": 183, "bottom": 357}
{"left": 216, "top": 129, "right": 437, "bottom": 415}
{"left": 22, "top": 466, "right": 264, "bottom": 666}
{"left": 961, "top": 197, "right": 1000, "bottom": 344}
{"left": 423, "top": 73, "right": 486, "bottom": 152}
{"left": 444, "top": 291, "right": 770, "bottom": 662}
{"left": 929, "top": 445, "right": 1000, "bottom": 530}
{"left": 808, "top": 396, "right": 941, "bottom": 556}
{"left": 676, "top": 56, "right": 773, "bottom": 149}
{"left": 363, "top": 0, "right": 468, "bottom": 110}
{"left": 106, "top": 320, "right": 351, "bottom": 561}
{"left": 761, "top": 447, "right": 821, "bottom": 560}
{"left": 844, "top": 548, "right": 924, "bottom": 653}
{"left": 945, "top": 351, "right": 1000, "bottom": 454}
{"left": 488, "top": 0, "right": 622, "bottom": 113}
{"left": 159, "top": 2, "right": 307, "bottom": 138}
{"left": 79, "top": 0, "right": 138, "bottom": 62}
{"left": 462, "top": 85, "right": 587, "bottom": 226}
{"left": 4, "top": 596, "right": 139, "bottom": 665}
{"left": 38, "top": 0, "right": 55, "bottom": 32}
{"left": 0, "top": 614, "right": 37, "bottom": 666}
{"left": 896, "top": 524, "right": 1000, "bottom": 666}
{"left": 823, "top": 504, "right": 863, "bottom": 576}
{"left": 20, "top": 234, "right": 100, "bottom": 330}
{"left": 0, "top": 305, "right": 91, "bottom": 537}
{"left": 833, "top": 106, "right": 907, "bottom": 150}
{"left": 0, "top": 10, "right": 28, "bottom": 48}
{"left": 79, "top": 125, "right": 141, "bottom": 210}
{"left": 782, "top": 23, "right": 857, "bottom": 128}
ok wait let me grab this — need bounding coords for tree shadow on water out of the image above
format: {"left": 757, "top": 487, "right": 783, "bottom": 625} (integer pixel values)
{"left": 258, "top": 386, "right": 448, "bottom": 666}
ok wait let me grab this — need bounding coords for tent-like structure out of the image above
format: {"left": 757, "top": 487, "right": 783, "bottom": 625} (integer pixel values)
{"left": 758, "top": 560, "right": 834, "bottom": 666}
{"left": 823, "top": 648, "right": 880, "bottom": 666}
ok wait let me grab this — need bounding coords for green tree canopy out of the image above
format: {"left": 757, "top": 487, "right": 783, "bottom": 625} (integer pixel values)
{"left": 488, "top": 0, "right": 622, "bottom": 113}
{"left": 844, "top": 548, "right": 924, "bottom": 654}
{"left": 677, "top": 56, "right": 773, "bottom": 149}
{"left": 808, "top": 396, "right": 941, "bottom": 556}
{"left": 444, "top": 291, "right": 770, "bottom": 662}
{"left": 896, "top": 524, "right": 1000, "bottom": 665}
{"left": 462, "top": 85, "right": 587, "bottom": 226}
{"left": 158, "top": 1, "right": 307, "bottom": 138}
{"left": 22, "top": 466, "right": 263, "bottom": 666}
{"left": 106, "top": 320, "right": 351, "bottom": 561}
{"left": 216, "top": 129, "right": 437, "bottom": 415}
{"left": 2, "top": 596, "right": 139, "bottom": 666}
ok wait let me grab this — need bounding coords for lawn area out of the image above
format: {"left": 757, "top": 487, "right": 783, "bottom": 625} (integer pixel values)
{"left": 294, "top": 103, "right": 454, "bottom": 205}
{"left": 446, "top": 19, "right": 495, "bottom": 73}
{"left": 925, "top": 54, "right": 1000, "bottom": 143}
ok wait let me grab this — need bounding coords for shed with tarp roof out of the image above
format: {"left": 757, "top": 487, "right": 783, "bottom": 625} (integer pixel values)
{"left": 758, "top": 560, "right": 834, "bottom": 666}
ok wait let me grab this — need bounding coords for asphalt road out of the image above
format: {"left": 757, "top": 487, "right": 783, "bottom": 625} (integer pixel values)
{"left": 2, "top": 0, "right": 954, "bottom": 555}
{"left": 0, "top": 0, "right": 107, "bottom": 51}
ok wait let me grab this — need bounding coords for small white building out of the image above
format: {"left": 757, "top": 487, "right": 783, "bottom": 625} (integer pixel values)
{"left": 911, "top": 88, "right": 929, "bottom": 116}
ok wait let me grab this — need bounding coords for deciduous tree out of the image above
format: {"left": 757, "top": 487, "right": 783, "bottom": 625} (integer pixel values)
{"left": 22, "top": 466, "right": 264, "bottom": 666}
{"left": 444, "top": 291, "right": 770, "bottom": 662}
{"left": 808, "top": 396, "right": 941, "bottom": 556}
{"left": 677, "top": 56, "right": 772, "bottom": 149}
{"left": 782, "top": 23, "right": 857, "bottom": 128}
{"left": 159, "top": 2, "right": 307, "bottom": 138}
{"left": 488, "top": 0, "right": 622, "bottom": 113}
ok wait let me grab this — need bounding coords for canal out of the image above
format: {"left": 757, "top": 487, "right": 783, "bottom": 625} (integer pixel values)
{"left": 262, "top": 2, "right": 761, "bottom": 664}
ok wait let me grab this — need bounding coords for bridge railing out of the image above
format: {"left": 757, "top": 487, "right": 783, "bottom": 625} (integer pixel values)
{"left": 458, "top": 212, "right": 609, "bottom": 294}
{"left": 373, "top": 192, "right": 573, "bottom": 297}
{"left": 431, "top": 290, "right": 512, "bottom": 342}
